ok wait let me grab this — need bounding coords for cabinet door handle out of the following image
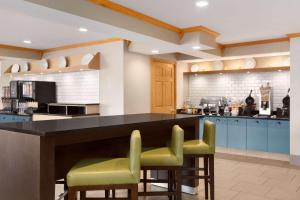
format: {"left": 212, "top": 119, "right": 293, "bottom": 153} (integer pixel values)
{"left": 277, "top": 121, "right": 281, "bottom": 125}
{"left": 216, "top": 119, "right": 220, "bottom": 122}
{"left": 256, "top": 121, "right": 259, "bottom": 123}
{"left": 235, "top": 120, "right": 239, "bottom": 123}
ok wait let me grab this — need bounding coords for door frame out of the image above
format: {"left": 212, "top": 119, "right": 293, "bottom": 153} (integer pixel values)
{"left": 151, "top": 58, "right": 177, "bottom": 114}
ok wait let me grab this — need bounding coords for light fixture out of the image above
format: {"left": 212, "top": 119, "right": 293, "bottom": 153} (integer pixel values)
{"left": 278, "top": 69, "right": 282, "bottom": 72}
{"left": 247, "top": 71, "right": 250, "bottom": 74}
{"left": 219, "top": 73, "right": 223, "bottom": 75}
{"left": 196, "top": 0, "right": 209, "bottom": 8}
{"left": 78, "top": 27, "right": 88, "bottom": 32}
{"left": 58, "top": 70, "right": 62, "bottom": 73}
{"left": 23, "top": 40, "right": 32, "bottom": 44}
{"left": 151, "top": 50, "right": 159, "bottom": 54}
{"left": 192, "top": 46, "right": 202, "bottom": 50}
{"left": 40, "top": 72, "right": 44, "bottom": 75}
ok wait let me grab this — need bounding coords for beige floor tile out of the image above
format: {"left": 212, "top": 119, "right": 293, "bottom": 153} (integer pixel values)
{"left": 265, "top": 187, "right": 300, "bottom": 200}
{"left": 231, "top": 181, "right": 272, "bottom": 196}
{"left": 232, "top": 193, "right": 273, "bottom": 200}
{"left": 54, "top": 157, "right": 300, "bottom": 200}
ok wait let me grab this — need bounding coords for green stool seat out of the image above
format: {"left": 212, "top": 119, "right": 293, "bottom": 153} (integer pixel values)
{"left": 184, "top": 120, "right": 216, "bottom": 155}
{"left": 67, "top": 158, "right": 139, "bottom": 187}
{"left": 141, "top": 147, "right": 181, "bottom": 166}
{"left": 183, "top": 140, "right": 214, "bottom": 155}
{"left": 182, "top": 120, "right": 216, "bottom": 200}
{"left": 66, "top": 130, "right": 141, "bottom": 200}
{"left": 140, "top": 125, "right": 184, "bottom": 200}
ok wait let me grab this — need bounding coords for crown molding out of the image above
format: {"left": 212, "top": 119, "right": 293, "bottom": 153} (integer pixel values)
{"left": 0, "top": 44, "right": 43, "bottom": 54}
{"left": 220, "top": 37, "right": 290, "bottom": 48}
{"left": 89, "top": 0, "right": 219, "bottom": 38}
{"left": 89, "top": 0, "right": 181, "bottom": 33}
{"left": 287, "top": 33, "right": 300, "bottom": 38}
{"left": 43, "top": 38, "right": 122, "bottom": 53}
{"left": 181, "top": 26, "right": 220, "bottom": 37}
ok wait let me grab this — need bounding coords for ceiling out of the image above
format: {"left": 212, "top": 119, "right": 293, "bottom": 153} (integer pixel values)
{"left": 0, "top": 1, "right": 110, "bottom": 49}
{"left": 112, "top": 0, "right": 300, "bottom": 43}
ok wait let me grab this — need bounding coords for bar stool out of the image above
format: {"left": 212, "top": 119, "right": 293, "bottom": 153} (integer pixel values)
{"left": 66, "top": 130, "right": 141, "bottom": 200}
{"left": 140, "top": 125, "right": 184, "bottom": 200}
{"left": 183, "top": 120, "right": 216, "bottom": 200}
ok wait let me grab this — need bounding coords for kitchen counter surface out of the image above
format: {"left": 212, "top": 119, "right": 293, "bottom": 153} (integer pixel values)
{"left": 0, "top": 113, "right": 200, "bottom": 136}
{"left": 177, "top": 112, "right": 289, "bottom": 121}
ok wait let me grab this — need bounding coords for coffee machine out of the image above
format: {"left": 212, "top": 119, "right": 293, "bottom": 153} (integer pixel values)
{"left": 9, "top": 81, "right": 56, "bottom": 114}
{"left": 259, "top": 83, "right": 272, "bottom": 116}
{"left": 277, "top": 88, "right": 290, "bottom": 118}
{"left": 200, "top": 97, "right": 228, "bottom": 115}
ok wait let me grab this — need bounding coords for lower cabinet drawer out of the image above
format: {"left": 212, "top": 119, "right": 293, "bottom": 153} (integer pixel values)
{"left": 228, "top": 118, "right": 247, "bottom": 149}
{"left": 246, "top": 119, "right": 268, "bottom": 151}
{"left": 268, "top": 120, "right": 290, "bottom": 154}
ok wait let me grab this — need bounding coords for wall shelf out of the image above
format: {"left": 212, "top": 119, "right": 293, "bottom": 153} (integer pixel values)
{"left": 184, "top": 66, "right": 290, "bottom": 75}
{"left": 4, "top": 52, "right": 100, "bottom": 76}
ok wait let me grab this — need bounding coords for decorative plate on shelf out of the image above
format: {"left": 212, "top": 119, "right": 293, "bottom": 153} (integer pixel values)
{"left": 190, "top": 64, "right": 199, "bottom": 72}
{"left": 244, "top": 58, "right": 256, "bottom": 69}
{"left": 20, "top": 63, "right": 29, "bottom": 72}
{"left": 212, "top": 61, "right": 224, "bottom": 71}
{"left": 57, "top": 56, "right": 67, "bottom": 68}
{"left": 40, "top": 59, "right": 48, "bottom": 70}
{"left": 81, "top": 53, "right": 94, "bottom": 65}
{"left": 11, "top": 64, "right": 20, "bottom": 73}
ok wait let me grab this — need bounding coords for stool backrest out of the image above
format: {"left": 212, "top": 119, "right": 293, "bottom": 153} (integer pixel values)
{"left": 171, "top": 125, "right": 184, "bottom": 165}
{"left": 129, "top": 130, "right": 142, "bottom": 182}
{"left": 203, "top": 120, "right": 216, "bottom": 153}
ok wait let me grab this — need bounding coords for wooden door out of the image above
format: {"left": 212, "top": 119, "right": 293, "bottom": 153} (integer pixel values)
{"left": 151, "top": 59, "right": 176, "bottom": 114}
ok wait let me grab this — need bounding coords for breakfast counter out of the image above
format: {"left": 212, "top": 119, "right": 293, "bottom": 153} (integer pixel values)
{"left": 0, "top": 113, "right": 200, "bottom": 200}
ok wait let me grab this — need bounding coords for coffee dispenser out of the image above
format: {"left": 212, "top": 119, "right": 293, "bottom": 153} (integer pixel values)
{"left": 259, "top": 83, "right": 272, "bottom": 116}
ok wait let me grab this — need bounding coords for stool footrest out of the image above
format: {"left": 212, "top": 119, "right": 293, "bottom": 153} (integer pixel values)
{"left": 140, "top": 179, "right": 169, "bottom": 183}
{"left": 138, "top": 191, "right": 177, "bottom": 196}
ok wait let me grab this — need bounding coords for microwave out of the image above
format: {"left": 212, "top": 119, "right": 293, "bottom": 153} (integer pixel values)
{"left": 10, "top": 81, "right": 57, "bottom": 103}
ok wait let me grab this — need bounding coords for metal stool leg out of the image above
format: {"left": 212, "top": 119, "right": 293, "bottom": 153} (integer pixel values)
{"left": 204, "top": 156, "right": 209, "bottom": 199}
{"left": 209, "top": 155, "right": 215, "bottom": 200}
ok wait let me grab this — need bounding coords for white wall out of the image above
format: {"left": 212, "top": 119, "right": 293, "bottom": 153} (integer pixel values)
{"left": 124, "top": 51, "right": 151, "bottom": 114}
{"left": 290, "top": 38, "right": 300, "bottom": 165}
{"left": 43, "top": 41, "right": 124, "bottom": 116}
{"left": 11, "top": 71, "right": 99, "bottom": 104}
{"left": 176, "top": 61, "right": 189, "bottom": 109}
{"left": 188, "top": 71, "right": 290, "bottom": 109}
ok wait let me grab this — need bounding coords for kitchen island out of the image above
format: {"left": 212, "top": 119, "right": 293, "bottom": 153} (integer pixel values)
{"left": 0, "top": 113, "right": 200, "bottom": 200}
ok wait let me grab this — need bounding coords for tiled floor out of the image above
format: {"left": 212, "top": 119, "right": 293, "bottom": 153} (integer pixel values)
{"left": 55, "top": 155, "right": 300, "bottom": 200}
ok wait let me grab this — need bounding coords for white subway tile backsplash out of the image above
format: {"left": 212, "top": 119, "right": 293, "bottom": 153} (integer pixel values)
{"left": 188, "top": 71, "right": 290, "bottom": 110}
{"left": 13, "top": 71, "right": 99, "bottom": 104}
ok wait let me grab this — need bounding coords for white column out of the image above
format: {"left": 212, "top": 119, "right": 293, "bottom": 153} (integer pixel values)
{"left": 290, "top": 37, "right": 300, "bottom": 165}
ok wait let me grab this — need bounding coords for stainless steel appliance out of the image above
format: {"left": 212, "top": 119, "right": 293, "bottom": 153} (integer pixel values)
{"left": 8, "top": 81, "right": 56, "bottom": 114}
{"left": 200, "top": 96, "right": 228, "bottom": 115}
{"left": 259, "top": 83, "right": 272, "bottom": 116}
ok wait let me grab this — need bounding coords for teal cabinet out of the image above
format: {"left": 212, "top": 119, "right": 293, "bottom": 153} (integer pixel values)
{"left": 268, "top": 120, "right": 290, "bottom": 154}
{"left": 228, "top": 118, "right": 247, "bottom": 149}
{"left": 212, "top": 117, "right": 228, "bottom": 147}
{"left": 246, "top": 119, "right": 268, "bottom": 151}
{"left": 0, "top": 114, "right": 31, "bottom": 123}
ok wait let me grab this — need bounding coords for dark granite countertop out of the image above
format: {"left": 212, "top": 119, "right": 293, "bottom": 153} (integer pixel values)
{"left": 0, "top": 113, "right": 200, "bottom": 136}
{"left": 196, "top": 114, "right": 289, "bottom": 121}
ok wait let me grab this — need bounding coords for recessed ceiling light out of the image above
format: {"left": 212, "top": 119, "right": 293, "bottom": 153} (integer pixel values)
{"left": 23, "top": 40, "right": 32, "bottom": 44}
{"left": 151, "top": 50, "right": 159, "bottom": 54}
{"left": 192, "top": 46, "right": 202, "bottom": 50}
{"left": 247, "top": 71, "right": 250, "bottom": 74}
{"left": 78, "top": 28, "right": 88, "bottom": 32}
{"left": 219, "top": 73, "right": 223, "bottom": 75}
{"left": 278, "top": 69, "right": 282, "bottom": 72}
{"left": 196, "top": 0, "right": 209, "bottom": 8}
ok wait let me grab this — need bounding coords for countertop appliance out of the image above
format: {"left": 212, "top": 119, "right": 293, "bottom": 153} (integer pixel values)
{"left": 241, "top": 90, "right": 257, "bottom": 116}
{"left": 259, "top": 83, "right": 272, "bottom": 116}
{"left": 200, "top": 96, "right": 228, "bottom": 115}
{"left": 8, "top": 81, "right": 56, "bottom": 114}
{"left": 277, "top": 88, "right": 290, "bottom": 118}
